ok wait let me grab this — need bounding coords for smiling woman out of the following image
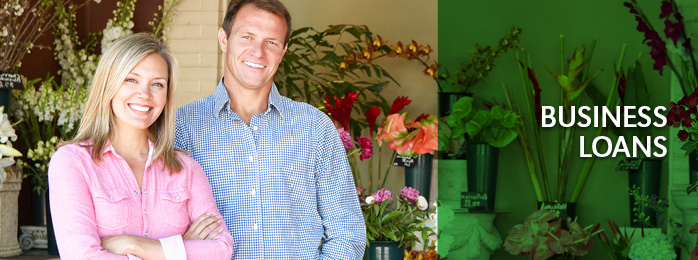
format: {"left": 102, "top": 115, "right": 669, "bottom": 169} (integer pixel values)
{"left": 47, "top": 33, "right": 233, "bottom": 260}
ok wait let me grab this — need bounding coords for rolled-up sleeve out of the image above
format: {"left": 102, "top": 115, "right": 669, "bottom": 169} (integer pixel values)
{"left": 182, "top": 156, "right": 234, "bottom": 260}
{"left": 49, "top": 146, "right": 128, "bottom": 260}
{"left": 313, "top": 114, "right": 366, "bottom": 259}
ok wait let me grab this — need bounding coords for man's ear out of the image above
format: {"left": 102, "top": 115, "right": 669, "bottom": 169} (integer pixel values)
{"left": 217, "top": 28, "right": 228, "bottom": 52}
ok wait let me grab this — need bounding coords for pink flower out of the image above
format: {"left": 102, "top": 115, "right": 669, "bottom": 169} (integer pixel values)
{"left": 357, "top": 136, "right": 373, "bottom": 161}
{"left": 337, "top": 128, "right": 353, "bottom": 151}
{"left": 376, "top": 113, "right": 408, "bottom": 146}
{"left": 400, "top": 187, "right": 419, "bottom": 204}
{"left": 372, "top": 189, "right": 393, "bottom": 205}
{"left": 356, "top": 186, "right": 365, "bottom": 196}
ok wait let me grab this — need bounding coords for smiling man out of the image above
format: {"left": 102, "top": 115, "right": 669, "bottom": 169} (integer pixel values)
{"left": 174, "top": 0, "right": 366, "bottom": 259}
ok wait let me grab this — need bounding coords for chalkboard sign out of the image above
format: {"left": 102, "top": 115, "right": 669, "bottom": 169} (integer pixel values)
{"left": 0, "top": 72, "right": 23, "bottom": 90}
{"left": 393, "top": 155, "right": 418, "bottom": 167}
{"left": 539, "top": 201, "right": 572, "bottom": 221}
{"left": 461, "top": 192, "right": 487, "bottom": 212}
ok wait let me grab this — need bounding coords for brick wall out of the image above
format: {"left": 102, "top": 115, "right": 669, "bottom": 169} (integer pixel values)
{"left": 166, "top": 0, "right": 224, "bottom": 108}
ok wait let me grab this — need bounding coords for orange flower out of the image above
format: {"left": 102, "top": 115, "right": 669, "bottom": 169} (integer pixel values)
{"left": 420, "top": 44, "right": 433, "bottom": 56}
{"left": 410, "top": 119, "right": 438, "bottom": 155}
{"left": 372, "top": 35, "right": 388, "bottom": 48}
{"left": 339, "top": 62, "right": 348, "bottom": 71}
{"left": 389, "top": 41, "right": 404, "bottom": 58}
{"left": 376, "top": 113, "right": 407, "bottom": 146}
{"left": 406, "top": 40, "right": 419, "bottom": 56}
{"left": 423, "top": 62, "right": 438, "bottom": 77}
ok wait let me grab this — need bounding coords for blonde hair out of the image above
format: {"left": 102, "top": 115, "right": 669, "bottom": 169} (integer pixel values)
{"left": 67, "top": 32, "right": 182, "bottom": 173}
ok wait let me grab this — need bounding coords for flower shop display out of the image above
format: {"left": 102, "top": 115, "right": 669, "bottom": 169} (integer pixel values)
{"left": 503, "top": 210, "right": 601, "bottom": 260}
{"left": 361, "top": 187, "right": 435, "bottom": 260}
{"left": 0, "top": 106, "right": 22, "bottom": 257}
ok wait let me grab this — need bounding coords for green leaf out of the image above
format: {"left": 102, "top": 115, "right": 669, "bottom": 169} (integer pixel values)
{"left": 367, "top": 81, "right": 389, "bottom": 92}
{"left": 381, "top": 211, "right": 402, "bottom": 222}
{"left": 382, "top": 230, "right": 398, "bottom": 241}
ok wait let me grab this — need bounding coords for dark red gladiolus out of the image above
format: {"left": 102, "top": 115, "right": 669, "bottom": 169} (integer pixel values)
{"left": 365, "top": 105, "right": 381, "bottom": 138}
{"left": 617, "top": 67, "right": 628, "bottom": 113}
{"left": 660, "top": 1, "right": 673, "bottom": 19}
{"left": 623, "top": 2, "right": 637, "bottom": 14}
{"left": 679, "top": 130, "right": 689, "bottom": 141}
{"left": 664, "top": 19, "right": 684, "bottom": 46}
{"left": 388, "top": 96, "right": 412, "bottom": 115}
{"left": 324, "top": 92, "right": 358, "bottom": 130}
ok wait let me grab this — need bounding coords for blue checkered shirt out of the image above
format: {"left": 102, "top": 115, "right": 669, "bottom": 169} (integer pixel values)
{"left": 175, "top": 79, "right": 366, "bottom": 259}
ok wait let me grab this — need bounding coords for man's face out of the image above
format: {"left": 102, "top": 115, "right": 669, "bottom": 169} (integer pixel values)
{"left": 218, "top": 5, "right": 287, "bottom": 92}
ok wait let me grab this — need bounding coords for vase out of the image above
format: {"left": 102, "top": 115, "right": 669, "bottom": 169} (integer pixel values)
{"left": 46, "top": 189, "right": 58, "bottom": 255}
{"left": 628, "top": 159, "right": 662, "bottom": 227}
{"left": 466, "top": 142, "right": 499, "bottom": 213}
{"left": 438, "top": 211, "right": 501, "bottom": 260}
{"left": 438, "top": 159, "right": 467, "bottom": 210}
{"left": 0, "top": 166, "right": 23, "bottom": 257}
{"left": 366, "top": 241, "right": 404, "bottom": 260}
{"left": 404, "top": 154, "right": 433, "bottom": 202}
{"left": 31, "top": 189, "right": 47, "bottom": 226}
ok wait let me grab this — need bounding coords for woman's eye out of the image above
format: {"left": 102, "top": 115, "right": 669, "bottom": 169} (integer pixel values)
{"left": 126, "top": 79, "right": 137, "bottom": 83}
{"left": 153, "top": 82, "right": 165, "bottom": 88}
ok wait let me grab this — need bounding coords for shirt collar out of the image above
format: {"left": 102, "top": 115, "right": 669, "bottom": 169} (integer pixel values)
{"left": 213, "top": 77, "right": 286, "bottom": 120}
{"left": 103, "top": 139, "right": 155, "bottom": 167}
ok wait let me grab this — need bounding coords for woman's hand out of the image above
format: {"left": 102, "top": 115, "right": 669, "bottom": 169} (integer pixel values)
{"left": 183, "top": 212, "right": 224, "bottom": 240}
{"left": 101, "top": 234, "right": 137, "bottom": 255}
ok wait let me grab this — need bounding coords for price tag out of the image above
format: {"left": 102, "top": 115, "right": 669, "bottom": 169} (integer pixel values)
{"left": 461, "top": 192, "right": 487, "bottom": 212}
{"left": 0, "top": 72, "right": 23, "bottom": 90}
{"left": 539, "top": 202, "right": 570, "bottom": 220}
{"left": 616, "top": 159, "right": 643, "bottom": 171}
{"left": 393, "top": 154, "right": 418, "bottom": 167}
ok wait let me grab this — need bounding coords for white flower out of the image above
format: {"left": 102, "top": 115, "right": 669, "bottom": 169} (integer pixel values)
{"left": 417, "top": 196, "right": 428, "bottom": 210}
{"left": 365, "top": 196, "right": 375, "bottom": 205}
{"left": 628, "top": 234, "right": 675, "bottom": 260}
{"left": 429, "top": 213, "right": 436, "bottom": 221}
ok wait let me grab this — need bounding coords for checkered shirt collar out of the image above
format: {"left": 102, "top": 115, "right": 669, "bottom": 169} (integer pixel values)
{"left": 212, "top": 78, "right": 286, "bottom": 120}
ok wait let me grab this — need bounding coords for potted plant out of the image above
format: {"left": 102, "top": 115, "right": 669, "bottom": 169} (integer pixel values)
{"left": 0, "top": 106, "right": 22, "bottom": 257}
{"left": 360, "top": 187, "right": 435, "bottom": 260}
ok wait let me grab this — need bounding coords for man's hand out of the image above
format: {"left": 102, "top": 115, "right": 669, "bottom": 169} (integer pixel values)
{"left": 183, "top": 212, "right": 223, "bottom": 240}
{"left": 101, "top": 234, "right": 137, "bottom": 255}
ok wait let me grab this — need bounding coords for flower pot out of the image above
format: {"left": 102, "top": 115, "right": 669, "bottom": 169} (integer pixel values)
{"left": 366, "top": 241, "right": 404, "bottom": 260}
{"left": 0, "top": 166, "right": 23, "bottom": 257}
{"left": 438, "top": 212, "right": 501, "bottom": 259}
{"left": 438, "top": 159, "right": 467, "bottom": 210}
{"left": 670, "top": 190, "right": 698, "bottom": 259}
{"left": 466, "top": 142, "right": 499, "bottom": 213}
{"left": 628, "top": 159, "right": 661, "bottom": 228}
{"left": 46, "top": 189, "right": 58, "bottom": 255}
{"left": 404, "top": 154, "right": 433, "bottom": 202}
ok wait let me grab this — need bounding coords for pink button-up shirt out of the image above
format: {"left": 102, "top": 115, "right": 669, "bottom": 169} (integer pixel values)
{"left": 48, "top": 142, "right": 233, "bottom": 259}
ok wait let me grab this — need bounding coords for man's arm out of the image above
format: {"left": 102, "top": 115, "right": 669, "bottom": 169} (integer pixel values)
{"left": 313, "top": 113, "right": 366, "bottom": 260}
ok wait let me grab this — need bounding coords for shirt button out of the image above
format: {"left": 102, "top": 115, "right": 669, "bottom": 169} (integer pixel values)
{"left": 176, "top": 196, "right": 180, "bottom": 200}
{"left": 251, "top": 189, "right": 256, "bottom": 196}
{"left": 144, "top": 210, "right": 148, "bottom": 215}
{"left": 143, "top": 190, "right": 148, "bottom": 194}
{"left": 144, "top": 232, "right": 149, "bottom": 237}
{"left": 253, "top": 224, "right": 258, "bottom": 230}
{"left": 249, "top": 155, "right": 254, "bottom": 162}
{"left": 252, "top": 125, "right": 258, "bottom": 131}
{"left": 109, "top": 195, "right": 114, "bottom": 199}
{"left": 134, "top": 191, "right": 139, "bottom": 194}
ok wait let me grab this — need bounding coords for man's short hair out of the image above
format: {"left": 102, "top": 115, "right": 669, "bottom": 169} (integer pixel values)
{"left": 221, "top": 0, "right": 292, "bottom": 46}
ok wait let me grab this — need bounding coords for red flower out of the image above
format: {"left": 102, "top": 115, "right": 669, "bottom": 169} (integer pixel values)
{"left": 324, "top": 92, "right": 358, "bottom": 130}
{"left": 414, "top": 113, "right": 429, "bottom": 122}
{"left": 527, "top": 67, "right": 542, "bottom": 124}
{"left": 664, "top": 19, "right": 684, "bottom": 46}
{"left": 388, "top": 96, "right": 412, "bottom": 115}
{"left": 365, "top": 105, "right": 381, "bottom": 138}
{"left": 357, "top": 136, "right": 373, "bottom": 161}
{"left": 660, "top": 1, "right": 673, "bottom": 19}
{"left": 679, "top": 130, "right": 689, "bottom": 141}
